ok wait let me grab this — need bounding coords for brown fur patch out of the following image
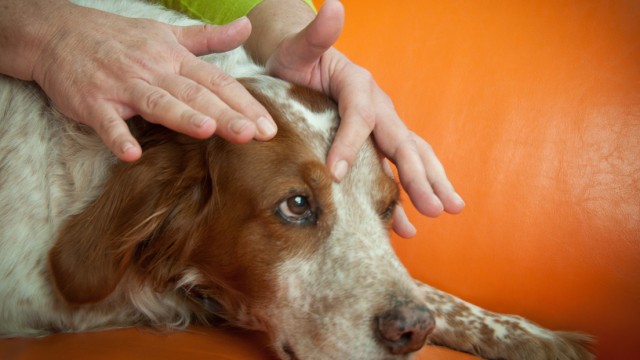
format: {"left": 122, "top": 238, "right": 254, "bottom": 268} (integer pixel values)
{"left": 50, "top": 78, "right": 340, "bottom": 328}
{"left": 287, "top": 84, "right": 336, "bottom": 113}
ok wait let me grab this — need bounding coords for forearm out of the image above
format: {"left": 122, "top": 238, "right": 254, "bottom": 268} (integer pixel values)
{"left": 0, "top": 0, "right": 73, "bottom": 80}
{"left": 245, "top": 0, "right": 315, "bottom": 64}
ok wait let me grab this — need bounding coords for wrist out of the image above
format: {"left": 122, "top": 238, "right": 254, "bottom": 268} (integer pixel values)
{"left": 0, "top": 0, "right": 72, "bottom": 81}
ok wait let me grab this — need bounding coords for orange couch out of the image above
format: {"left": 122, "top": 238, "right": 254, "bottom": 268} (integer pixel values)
{"left": 1, "top": 1, "right": 638, "bottom": 359}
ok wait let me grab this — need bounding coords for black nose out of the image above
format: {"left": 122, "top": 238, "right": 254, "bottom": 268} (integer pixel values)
{"left": 376, "top": 303, "right": 435, "bottom": 355}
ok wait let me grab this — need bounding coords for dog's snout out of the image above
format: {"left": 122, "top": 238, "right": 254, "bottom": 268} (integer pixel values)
{"left": 375, "top": 303, "right": 435, "bottom": 355}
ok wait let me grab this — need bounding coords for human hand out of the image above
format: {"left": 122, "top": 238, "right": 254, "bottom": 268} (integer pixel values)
{"left": 264, "top": 0, "right": 465, "bottom": 237}
{"left": 29, "top": 2, "right": 277, "bottom": 162}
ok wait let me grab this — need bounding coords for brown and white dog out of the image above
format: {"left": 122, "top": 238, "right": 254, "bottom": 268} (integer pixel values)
{"left": 0, "top": 1, "right": 593, "bottom": 359}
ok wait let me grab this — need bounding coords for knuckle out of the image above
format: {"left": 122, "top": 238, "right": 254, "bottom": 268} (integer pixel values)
{"left": 143, "top": 89, "right": 170, "bottom": 112}
{"left": 207, "top": 71, "right": 237, "bottom": 91}
{"left": 347, "top": 63, "right": 372, "bottom": 80}
{"left": 405, "top": 136, "right": 422, "bottom": 156}
{"left": 180, "top": 109, "right": 202, "bottom": 126}
{"left": 400, "top": 175, "right": 421, "bottom": 196}
{"left": 179, "top": 82, "right": 208, "bottom": 103}
{"left": 364, "top": 66, "right": 379, "bottom": 83}
{"left": 344, "top": 141, "right": 362, "bottom": 156}
{"left": 388, "top": 134, "right": 420, "bottom": 164}
{"left": 379, "top": 90, "right": 394, "bottom": 106}
{"left": 357, "top": 106, "right": 377, "bottom": 131}
{"left": 214, "top": 108, "right": 241, "bottom": 125}
{"left": 334, "top": 134, "right": 362, "bottom": 160}
{"left": 412, "top": 133, "right": 434, "bottom": 154}
{"left": 421, "top": 140, "right": 434, "bottom": 154}
{"left": 97, "top": 116, "right": 124, "bottom": 141}
{"left": 197, "top": 24, "right": 216, "bottom": 36}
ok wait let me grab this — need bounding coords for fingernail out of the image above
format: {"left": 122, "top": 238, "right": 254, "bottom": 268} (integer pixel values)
{"left": 120, "top": 141, "right": 141, "bottom": 161}
{"left": 256, "top": 116, "right": 277, "bottom": 137}
{"left": 332, "top": 160, "right": 349, "bottom": 182}
{"left": 454, "top": 192, "right": 465, "bottom": 207}
{"left": 231, "top": 118, "right": 252, "bottom": 135}
{"left": 192, "top": 115, "right": 214, "bottom": 129}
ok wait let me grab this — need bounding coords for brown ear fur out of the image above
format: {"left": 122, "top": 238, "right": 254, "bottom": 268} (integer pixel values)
{"left": 49, "top": 127, "right": 213, "bottom": 305}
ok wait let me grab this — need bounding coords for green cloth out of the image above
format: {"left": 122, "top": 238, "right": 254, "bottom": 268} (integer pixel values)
{"left": 160, "top": 0, "right": 316, "bottom": 25}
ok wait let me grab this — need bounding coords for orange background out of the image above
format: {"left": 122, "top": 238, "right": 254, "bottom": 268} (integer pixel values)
{"left": 2, "top": 0, "right": 638, "bottom": 359}
{"left": 360, "top": 0, "right": 640, "bottom": 359}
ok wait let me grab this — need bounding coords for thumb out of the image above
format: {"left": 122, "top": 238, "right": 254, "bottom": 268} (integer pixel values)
{"left": 174, "top": 17, "right": 252, "bottom": 56}
{"left": 283, "top": 0, "right": 345, "bottom": 66}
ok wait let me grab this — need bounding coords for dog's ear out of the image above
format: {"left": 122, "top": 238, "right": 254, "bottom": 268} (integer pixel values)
{"left": 49, "top": 131, "right": 214, "bottom": 305}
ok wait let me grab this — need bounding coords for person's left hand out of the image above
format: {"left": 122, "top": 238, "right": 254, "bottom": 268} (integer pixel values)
{"left": 264, "top": 0, "right": 465, "bottom": 238}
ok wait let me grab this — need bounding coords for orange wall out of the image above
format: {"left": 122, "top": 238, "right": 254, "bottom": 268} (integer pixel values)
{"left": 316, "top": 1, "right": 640, "bottom": 359}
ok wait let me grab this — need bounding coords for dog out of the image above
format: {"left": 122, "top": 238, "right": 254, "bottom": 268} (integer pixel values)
{"left": 0, "top": 1, "right": 593, "bottom": 359}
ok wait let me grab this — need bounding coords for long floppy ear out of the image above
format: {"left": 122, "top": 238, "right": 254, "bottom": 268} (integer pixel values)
{"left": 49, "top": 129, "right": 213, "bottom": 305}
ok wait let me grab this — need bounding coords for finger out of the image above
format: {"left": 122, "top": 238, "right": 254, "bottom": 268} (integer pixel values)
{"left": 89, "top": 103, "right": 142, "bottom": 162}
{"left": 370, "top": 94, "right": 445, "bottom": 217}
{"left": 380, "top": 159, "right": 417, "bottom": 238}
{"left": 264, "top": 2, "right": 344, "bottom": 92}
{"left": 153, "top": 73, "right": 266, "bottom": 142}
{"left": 173, "top": 17, "right": 252, "bottom": 56}
{"left": 325, "top": 88, "right": 375, "bottom": 181}
{"left": 179, "top": 58, "right": 277, "bottom": 140}
{"left": 124, "top": 79, "right": 224, "bottom": 139}
{"left": 279, "top": 0, "right": 344, "bottom": 68}
{"left": 392, "top": 204, "right": 417, "bottom": 239}
{"left": 324, "top": 66, "right": 381, "bottom": 180}
{"left": 413, "top": 134, "right": 465, "bottom": 214}
{"left": 392, "top": 138, "right": 445, "bottom": 217}
{"left": 380, "top": 156, "right": 395, "bottom": 178}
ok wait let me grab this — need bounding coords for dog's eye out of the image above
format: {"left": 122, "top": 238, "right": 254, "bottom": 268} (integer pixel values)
{"left": 277, "top": 195, "right": 315, "bottom": 224}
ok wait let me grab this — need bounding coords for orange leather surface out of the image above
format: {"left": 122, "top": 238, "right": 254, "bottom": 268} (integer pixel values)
{"left": 0, "top": 327, "right": 478, "bottom": 360}
{"left": 1, "top": 0, "right": 638, "bottom": 359}
{"left": 371, "top": 1, "right": 639, "bottom": 359}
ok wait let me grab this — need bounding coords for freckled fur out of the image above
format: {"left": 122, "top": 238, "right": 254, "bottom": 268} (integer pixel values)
{"left": 0, "top": 0, "right": 593, "bottom": 359}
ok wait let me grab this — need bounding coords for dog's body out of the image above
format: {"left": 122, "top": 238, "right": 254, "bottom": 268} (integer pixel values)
{"left": 0, "top": 1, "right": 592, "bottom": 359}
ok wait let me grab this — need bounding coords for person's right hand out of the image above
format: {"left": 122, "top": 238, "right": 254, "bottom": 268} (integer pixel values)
{"left": 27, "top": 2, "right": 277, "bottom": 161}
{"left": 260, "top": 0, "right": 465, "bottom": 237}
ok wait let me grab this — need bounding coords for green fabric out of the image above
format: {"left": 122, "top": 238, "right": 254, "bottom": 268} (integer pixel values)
{"left": 160, "top": 0, "right": 316, "bottom": 25}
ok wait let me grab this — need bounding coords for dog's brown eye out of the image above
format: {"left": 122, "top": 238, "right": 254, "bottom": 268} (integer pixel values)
{"left": 277, "top": 195, "right": 315, "bottom": 225}
{"left": 287, "top": 196, "right": 309, "bottom": 215}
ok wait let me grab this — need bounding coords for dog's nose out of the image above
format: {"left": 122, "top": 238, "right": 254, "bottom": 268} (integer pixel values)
{"left": 376, "top": 303, "right": 435, "bottom": 355}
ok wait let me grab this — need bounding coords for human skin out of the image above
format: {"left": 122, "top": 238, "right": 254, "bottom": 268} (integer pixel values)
{"left": 246, "top": 0, "right": 465, "bottom": 236}
{"left": 0, "top": 0, "right": 275, "bottom": 163}
{"left": 0, "top": 0, "right": 464, "bottom": 237}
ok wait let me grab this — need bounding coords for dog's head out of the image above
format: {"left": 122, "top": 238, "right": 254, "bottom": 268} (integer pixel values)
{"left": 49, "top": 75, "right": 433, "bottom": 359}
